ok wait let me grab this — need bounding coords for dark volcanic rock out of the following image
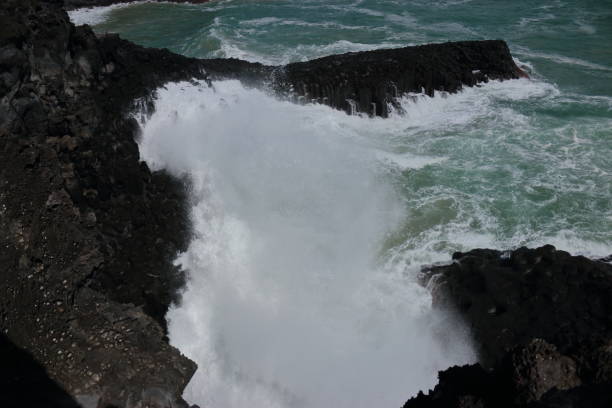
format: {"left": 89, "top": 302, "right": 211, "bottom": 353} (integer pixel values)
{"left": 402, "top": 364, "right": 505, "bottom": 408}
{"left": 423, "top": 245, "right": 612, "bottom": 369}
{"left": 275, "top": 40, "right": 527, "bottom": 116}
{"left": 199, "top": 57, "right": 272, "bottom": 84}
{"left": 531, "top": 384, "right": 612, "bottom": 408}
{"left": 199, "top": 40, "right": 526, "bottom": 117}
{"left": 0, "top": 0, "right": 207, "bottom": 405}
{"left": 404, "top": 246, "right": 612, "bottom": 408}
{"left": 509, "top": 339, "right": 581, "bottom": 404}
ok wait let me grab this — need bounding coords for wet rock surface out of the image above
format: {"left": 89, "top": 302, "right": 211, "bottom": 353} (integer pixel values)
{"left": 404, "top": 246, "right": 612, "bottom": 408}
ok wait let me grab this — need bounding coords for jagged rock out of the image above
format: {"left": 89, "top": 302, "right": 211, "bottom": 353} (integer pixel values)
{"left": 421, "top": 245, "right": 612, "bottom": 370}
{"left": 199, "top": 41, "right": 527, "bottom": 117}
{"left": 402, "top": 364, "right": 504, "bottom": 408}
{"left": 0, "top": 0, "right": 205, "bottom": 406}
{"left": 276, "top": 40, "right": 527, "bottom": 116}
{"left": 62, "top": 2, "right": 527, "bottom": 118}
{"left": 404, "top": 246, "right": 612, "bottom": 407}
{"left": 509, "top": 339, "right": 581, "bottom": 404}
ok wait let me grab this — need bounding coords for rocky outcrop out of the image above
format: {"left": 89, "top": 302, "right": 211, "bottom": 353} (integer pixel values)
{"left": 0, "top": 0, "right": 207, "bottom": 406}
{"left": 404, "top": 246, "right": 612, "bottom": 408}
{"left": 275, "top": 40, "right": 527, "bottom": 116}
{"left": 424, "top": 245, "right": 612, "bottom": 370}
{"left": 199, "top": 41, "right": 527, "bottom": 117}
{"left": 63, "top": 3, "right": 526, "bottom": 118}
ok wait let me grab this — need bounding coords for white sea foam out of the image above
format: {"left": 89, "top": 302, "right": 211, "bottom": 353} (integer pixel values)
{"left": 377, "top": 151, "right": 448, "bottom": 171}
{"left": 137, "top": 72, "right": 610, "bottom": 408}
{"left": 385, "top": 78, "right": 558, "bottom": 135}
{"left": 208, "top": 32, "right": 403, "bottom": 65}
{"left": 575, "top": 19, "right": 596, "bottom": 35}
{"left": 515, "top": 48, "right": 612, "bottom": 72}
{"left": 241, "top": 17, "right": 373, "bottom": 31}
{"left": 518, "top": 13, "right": 556, "bottom": 28}
{"left": 139, "top": 80, "right": 477, "bottom": 408}
{"left": 240, "top": 16, "right": 283, "bottom": 26}
{"left": 67, "top": 2, "right": 134, "bottom": 26}
{"left": 67, "top": 0, "right": 211, "bottom": 26}
{"left": 531, "top": 231, "right": 612, "bottom": 258}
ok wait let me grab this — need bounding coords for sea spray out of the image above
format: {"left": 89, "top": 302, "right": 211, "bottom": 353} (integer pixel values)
{"left": 138, "top": 80, "right": 477, "bottom": 408}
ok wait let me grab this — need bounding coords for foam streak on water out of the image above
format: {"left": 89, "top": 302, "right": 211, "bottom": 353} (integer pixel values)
{"left": 138, "top": 80, "right": 477, "bottom": 408}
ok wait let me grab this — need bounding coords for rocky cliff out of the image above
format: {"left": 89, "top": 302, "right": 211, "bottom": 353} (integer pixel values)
{"left": 0, "top": 0, "right": 207, "bottom": 406}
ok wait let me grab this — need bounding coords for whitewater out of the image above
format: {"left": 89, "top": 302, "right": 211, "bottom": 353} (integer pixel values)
{"left": 138, "top": 79, "right": 478, "bottom": 408}
{"left": 70, "top": 1, "right": 612, "bottom": 407}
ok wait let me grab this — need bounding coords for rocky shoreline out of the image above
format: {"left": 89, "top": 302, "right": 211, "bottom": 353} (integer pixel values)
{"left": 0, "top": 0, "right": 610, "bottom": 407}
{"left": 404, "top": 246, "right": 612, "bottom": 407}
{"left": 1, "top": 0, "right": 206, "bottom": 406}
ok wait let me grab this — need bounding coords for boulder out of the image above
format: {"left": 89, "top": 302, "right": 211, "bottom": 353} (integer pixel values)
{"left": 404, "top": 246, "right": 612, "bottom": 407}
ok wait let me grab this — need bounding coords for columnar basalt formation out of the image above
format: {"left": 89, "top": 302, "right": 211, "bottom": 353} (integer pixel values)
{"left": 276, "top": 40, "right": 527, "bottom": 116}
{"left": 200, "top": 41, "right": 527, "bottom": 117}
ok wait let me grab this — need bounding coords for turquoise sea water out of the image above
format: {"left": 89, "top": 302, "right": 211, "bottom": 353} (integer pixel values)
{"left": 72, "top": 0, "right": 612, "bottom": 257}
{"left": 70, "top": 2, "right": 611, "bottom": 407}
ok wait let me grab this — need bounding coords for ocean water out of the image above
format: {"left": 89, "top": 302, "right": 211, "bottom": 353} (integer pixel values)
{"left": 70, "top": 1, "right": 612, "bottom": 407}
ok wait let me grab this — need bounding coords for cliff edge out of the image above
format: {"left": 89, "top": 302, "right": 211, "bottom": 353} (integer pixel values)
{"left": 0, "top": 0, "right": 207, "bottom": 406}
